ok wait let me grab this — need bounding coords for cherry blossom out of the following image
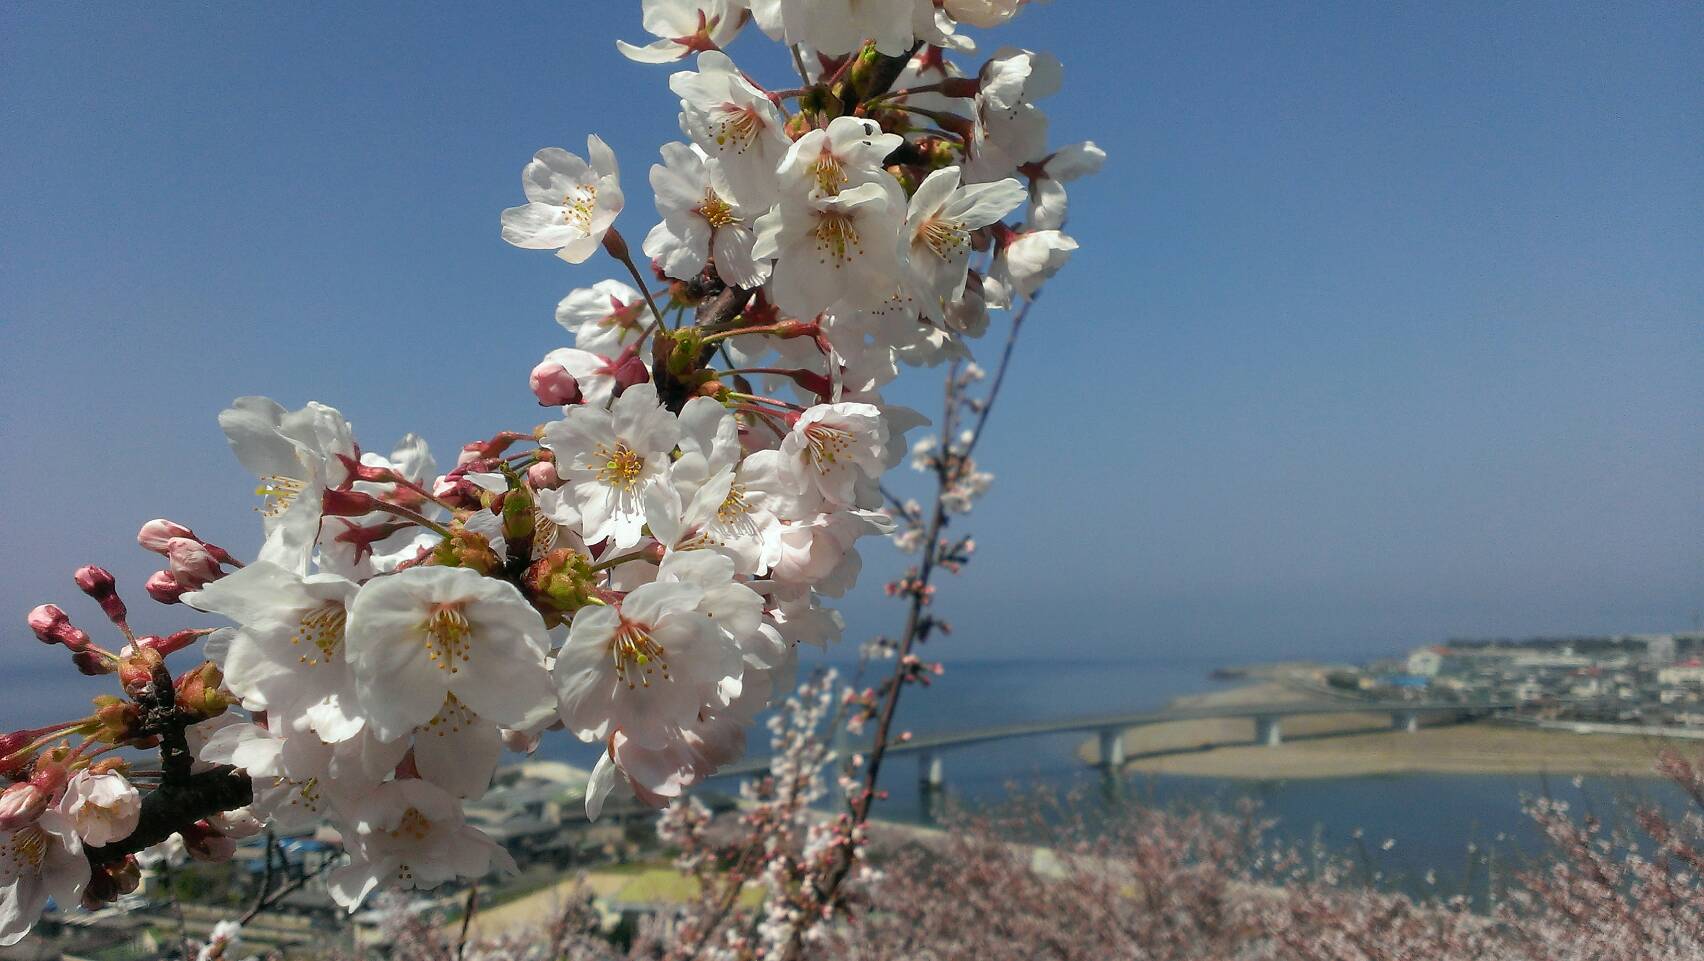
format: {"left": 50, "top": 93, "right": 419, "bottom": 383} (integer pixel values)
{"left": 500, "top": 135, "right": 624, "bottom": 264}
{"left": 326, "top": 778, "right": 514, "bottom": 910}
{"left": 616, "top": 0, "right": 747, "bottom": 63}
{"left": 342, "top": 566, "right": 557, "bottom": 741}
{"left": 671, "top": 51, "right": 790, "bottom": 207}
{"left": 542, "top": 381, "right": 681, "bottom": 550}
{"left": 555, "top": 279, "right": 649, "bottom": 354}
{"left": 553, "top": 580, "right": 738, "bottom": 750}
{"left": 642, "top": 141, "right": 770, "bottom": 288}
{"left": 54, "top": 770, "right": 139, "bottom": 847}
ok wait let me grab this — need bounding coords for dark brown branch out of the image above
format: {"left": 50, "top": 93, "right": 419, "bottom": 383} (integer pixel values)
{"left": 86, "top": 766, "right": 253, "bottom": 866}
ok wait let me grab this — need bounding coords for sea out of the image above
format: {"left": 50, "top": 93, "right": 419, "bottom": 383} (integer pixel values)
{"left": 542, "top": 653, "right": 1695, "bottom": 905}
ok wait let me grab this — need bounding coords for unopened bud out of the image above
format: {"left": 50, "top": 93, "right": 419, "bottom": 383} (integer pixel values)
{"left": 145, "top": 570, "right": 186, "bottom": 605}
{"left": 526, "top": 460, "right": 561, "bottom": 490}
{"left": 73, "top": 565, "right": 129, "bottom": 628}
{"left": 610, "top": 351, "right": 650, "bottom": 395}
{"left": 530, "top": 360, "right": 583, "bottom": 407}
{"left": 526, "top": 548, "right": 597, "bottom": 613}
{"left": 174, "top": 662, "right": 229, "bottom": 720}
{"left": 0, "top": 783, "right": 48, "bottom": 831}
{"left": 137, "top": 519, "right": 195, "bottom": 554}
{"left": 164, "top": 538, "right": 222, "bottom": 590}
{"left": 28, "top": 604, "right": 93, "bottom": 652}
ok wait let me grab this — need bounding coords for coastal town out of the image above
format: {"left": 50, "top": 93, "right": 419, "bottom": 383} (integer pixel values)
{"left": 18, "top": 630, "right": 1704, "bottom": 960}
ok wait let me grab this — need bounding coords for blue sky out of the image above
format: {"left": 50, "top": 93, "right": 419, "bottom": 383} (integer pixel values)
{"left": 2, "top": 2, "right": 1700, "bottom": 727}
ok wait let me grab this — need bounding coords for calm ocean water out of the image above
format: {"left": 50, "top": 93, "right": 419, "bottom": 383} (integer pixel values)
{"left": 545, "top": 653, "right": 1694, "bottom": 901}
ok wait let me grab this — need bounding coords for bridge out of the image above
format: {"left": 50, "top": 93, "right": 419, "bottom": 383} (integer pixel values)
{"left": 708, "top": 699, "right": 1524, "bottom": 812}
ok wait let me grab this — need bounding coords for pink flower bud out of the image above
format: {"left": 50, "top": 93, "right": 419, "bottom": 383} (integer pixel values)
{"left": 0, "top": 783, "right": 47, "bottom": 831}
{"left": 74, "top": 565, "right": 129, "bottom": 628}
{"left": 27, "top": 604, "right": 91, "bottom": 651}
{"left": 27, "top": 604, "right": 68, "bottom": 645}
{"left": 610, "top": 351, "right": 651, "bottom": 395}
{"left": 164, "top": 538, "right": 221, "bottom": 590}
{"left": 526, "top": 460, "right": 562, "bottom": 490}
{"left": 530, "top": 359, "right": 584, "bottom": 406}
{"left": 137, "top": 519, "right": 194, "bottom": 554}
{"left": 145, "top": 570, "right": 186, "bottom": 605}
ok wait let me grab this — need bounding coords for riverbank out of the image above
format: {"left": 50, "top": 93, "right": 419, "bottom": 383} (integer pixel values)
{"left": 1076, "top": 679, "right": 1685, "bottom": 780}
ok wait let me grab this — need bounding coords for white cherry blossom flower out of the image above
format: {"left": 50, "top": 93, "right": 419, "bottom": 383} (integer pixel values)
{"left": 500, "top": 135, "right": 624, "bottom": 264}
{"left": 902, "top": 167, "right": 1026, "bottom": 322}
{"left": 770, "top": 0, "right": 914, "bottom": 56}
{"left": 554, "top": 580, "right": 738, "bottom": 750}
{"left": 965, "top": 49, "right": 1062, "bottom": 183}
{"left": 542, "top": 382, "right": 681, "bottom": 550}
{"left": 556, "top": 279, "right": 648, "bottom": 355}
{"left": 0, "top": 812, "right": 86, "bottom": 946}
{"left": 771, "top": 510, "right": 892, "bottom": 597}
{"left": 326, "top": 779, "right": 514, "bottom": 911}
{"left": 643, "top": 142, "right": 770, "bottom": 288}
{"left": 184, "top": 562, "right": 365, "bottom": 742}
{"left": 218, "top": 397, "right": 356, "bottom": 573}
{"left": 776, "top": 117, "right": 903, "bottom": 199}
{"left": 617, "top": 0, "right": 747, "bottom": 63}
{"left": 192, "top": 715, "right": 404, "bottom": 832}
{"left": 1025, "top": 140, "right": 1105, "bottom": 230}
{"left": 988, "top": 226, "right": 1078, "bottom": 302}
{"left": 343, "top": 566, "right": 557, "bottom": 741}
{"left": 779, "top": 403, "right": 891, "bottom": 509}
{"left": 54, "top": 770, "right": 139, "bottom": 846}
{"left": 752, "top": 180, "right": 909, "bottom": 319}
{"left": 585, "top": 713, "right": 746, "bottom": 818}
{"left": 671, "top": 51, "right": 790, "bottom": 208}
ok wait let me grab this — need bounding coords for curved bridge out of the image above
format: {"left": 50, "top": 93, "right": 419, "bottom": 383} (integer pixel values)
{"left": 710, "top": 698, "right": 1523, "bottom": 781}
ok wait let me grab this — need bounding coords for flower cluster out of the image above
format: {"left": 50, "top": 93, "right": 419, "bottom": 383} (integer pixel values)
{"left": 2, "top": 0, "right": 1096, "bottom": 940}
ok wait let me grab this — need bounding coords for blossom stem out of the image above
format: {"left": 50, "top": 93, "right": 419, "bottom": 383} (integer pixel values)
{"left": 727, "top": 391, "right": 804, "bottom": 413}
{"left": 605, "top": 228, "right": 669, "bottom": 342}
{"left": 589, "top": 548, "right": 656, "bottom": 573}
{"left": 368, "top": 501, "right": 452, "bottom": 539}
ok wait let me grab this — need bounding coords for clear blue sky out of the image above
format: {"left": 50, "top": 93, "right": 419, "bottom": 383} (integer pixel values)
{"left": 2, "top": 2, "right": 1700, "bottom": 726}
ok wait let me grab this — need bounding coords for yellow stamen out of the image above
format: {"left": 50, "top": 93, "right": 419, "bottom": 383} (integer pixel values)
{"left": 812, "top": 211, "right": 861, "bottom": 266}
{"left": 562, "top": 184, "right": 598, "bottom": 231}
{"left": 596, "top": 443, "right": 646, "bottom": 492}
{"left": 697, "top": 189, "right": 739, "bottom": 228}
{"left": 610, "top": 619, "right": 671, "bottom": 690}
{"left": 803, "top": 423, "right": 853, "bottom": 471}
{"left": 711, "top": 102, "right": 763, "bottom": 152}
{"left": 388, "top": 806, "right": 432, "bottom": 842}
{"left": 291, "top": 604, "right": 346, "bottom": 666}
{"left": 254, "top": 475, "right": 306, "bottom": 518}
{"left": 918, "top": 215, "right": 970, "bottom": 259}
{"left": 421, "top": 603, "right": 473, "bottom": 675}
{"left": 811, "top": 152, "right": 847, "bottom": 195}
